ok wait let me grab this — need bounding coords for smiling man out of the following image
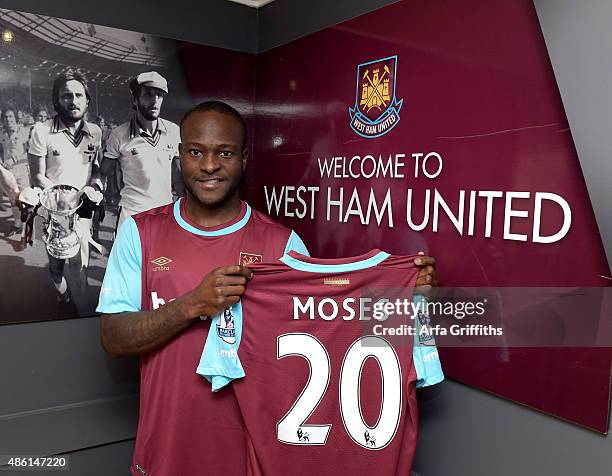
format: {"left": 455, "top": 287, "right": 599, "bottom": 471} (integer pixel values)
{"left": 101, "top": 71, "right": 182, "bottom": 228}
{"left": 97, "top": 101, "right": 437, "bottom": 475}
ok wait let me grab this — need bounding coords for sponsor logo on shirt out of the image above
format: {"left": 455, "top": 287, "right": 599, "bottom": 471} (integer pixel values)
{"left": 240, "top": 252, "right": 262, "bottom": 266}
{"left": 217, "top": 307, "right": 236, "bottom": 344}
{"left": 151, "top": 256, "right": 172, "bottom": 271}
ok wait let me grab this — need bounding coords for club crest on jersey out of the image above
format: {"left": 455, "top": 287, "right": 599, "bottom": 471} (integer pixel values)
{"left": 348, "top": 55, "right": 403, "bottom": 138}
{"left": 217, "top": 307, "right": 236, "bottom": 344}
{"left": 240, "top": 252, "right": 262, "bottom": 266}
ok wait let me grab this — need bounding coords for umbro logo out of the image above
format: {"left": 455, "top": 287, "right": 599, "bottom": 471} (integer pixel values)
{"left": 152, "top": 256, "right": 172, "bottom": 271}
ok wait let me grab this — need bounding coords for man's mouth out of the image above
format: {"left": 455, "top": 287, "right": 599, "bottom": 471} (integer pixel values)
{"left": 196, "top": 177, "right": 225, "bottom": 189}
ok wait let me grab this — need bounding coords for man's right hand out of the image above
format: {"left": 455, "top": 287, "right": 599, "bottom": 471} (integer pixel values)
{"left": 179, "top": 265, "right": 253, "bottom": 320}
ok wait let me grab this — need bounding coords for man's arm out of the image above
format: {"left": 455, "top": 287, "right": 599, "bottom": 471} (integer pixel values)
{"left": 87, "top": 147, "right": 103, "bottom": 191}
{"left": 171, "top": 156, "right": 186, "bottom": 198}
{"left": 28, "top": 124, "right": 53, "bottom": 189}
{"left": 28, "top": 153, "right": 54, "bottom": 189}
{"left": 100, "top": 265, "right": 252, "bottom": 357}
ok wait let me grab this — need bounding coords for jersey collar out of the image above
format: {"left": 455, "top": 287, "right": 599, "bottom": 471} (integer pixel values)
{"left": 173, "top": 198, "right": 251, "bottom": 236}
{"left": 130, "top": 116, "right": 168, "bottom": 139}
{"left": 51, "top": 116, "right": 93, "bottom": 136}
{"left": 280, "top": 249, "right": 390, "bottom": 273}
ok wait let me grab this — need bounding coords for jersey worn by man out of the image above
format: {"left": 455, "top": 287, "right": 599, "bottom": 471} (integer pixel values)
{"left": 104, "top": 117, "right": 180, "bottom": 219}
{"left": 198, "top": 250, "right": 444, "bottom": 476}
{"left": 96, "top": 198, "right": 308, "bottom": 476}
{"left": 29, "top": 116, "right": 101, "bottom": 188}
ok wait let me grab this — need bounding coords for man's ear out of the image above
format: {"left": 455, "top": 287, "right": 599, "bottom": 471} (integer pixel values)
{"left": 178, "top": 142, "right": 183, "bottom": 156}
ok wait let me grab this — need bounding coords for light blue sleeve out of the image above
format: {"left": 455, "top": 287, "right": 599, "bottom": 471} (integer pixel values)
{"left": 96, "top": 217, "right": 142, "bottom": 314}
{"left": 196, "top": 302, "right": 245, "bottom": 391}
{"left": 413, "top": 294, "right": 445, "bottom": 388}
{"left": 284, "top": 230, "right": 310, "bottom": 256}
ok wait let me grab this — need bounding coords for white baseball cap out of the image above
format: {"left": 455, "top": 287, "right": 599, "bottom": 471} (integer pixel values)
{"left": 134, "top": 71, "right": 168, "bottom": 93}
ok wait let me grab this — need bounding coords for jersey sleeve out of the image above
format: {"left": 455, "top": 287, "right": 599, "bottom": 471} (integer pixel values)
{"left": 28, "top": 123, "right": 47, "bottom": 157}
{"left": 284, "top": 230, "right": 309, "bottom": 256}
{"left": 196, "top": 302, "right": 245, "bottom": 391}
{"left": 96, "top": 217, "right": 143, "bottom": 313}
{"left": 104, "top": 128, "right": 121, "bottom": 160}
{"left": 412, "top": 293, "right": 444, "bottom": 387}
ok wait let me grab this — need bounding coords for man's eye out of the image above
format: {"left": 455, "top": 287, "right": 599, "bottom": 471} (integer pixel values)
{"left": 189, "top": 149, "right": 202, "bottom": 157}
{"left": 220, "top": 151, "right": 233, "bottom": 158}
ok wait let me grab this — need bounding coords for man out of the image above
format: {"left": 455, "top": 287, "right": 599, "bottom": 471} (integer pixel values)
{"left": 100, "top": 71, "right": 182, "bottom": 229}
{"left": 97, "top": 101, "right": 437, "bottom": 475}
{"left": 29, "top": 71, "right": 103, "bottom": 303}
{"left": 32, "top": 105, "right": 49, "bottom": 124}
{"left": 0, "top": 105, "right": 30, "bottom": 235}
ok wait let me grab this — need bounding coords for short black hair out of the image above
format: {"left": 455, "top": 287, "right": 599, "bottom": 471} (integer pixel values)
{"left": 52, "top": 71, "right": 91, "bottom": 112}
{"left": 180, "top": 100, "right": 248, "bottom": 150}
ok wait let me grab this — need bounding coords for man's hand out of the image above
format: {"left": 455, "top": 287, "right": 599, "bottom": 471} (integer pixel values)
{"left": 414, "top": 251, "right": 437, "bottom": 295}
{"left": 179, "top": 265, "right": 253, "bottom": 320}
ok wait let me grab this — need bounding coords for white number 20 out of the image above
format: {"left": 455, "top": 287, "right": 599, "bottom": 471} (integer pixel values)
{"left": 276, "top": 333, "right": 402, "bottom": 450}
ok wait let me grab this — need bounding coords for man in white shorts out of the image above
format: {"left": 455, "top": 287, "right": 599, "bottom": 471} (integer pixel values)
{"left": 101, "top": 71, "right": 182, "bottom": 229}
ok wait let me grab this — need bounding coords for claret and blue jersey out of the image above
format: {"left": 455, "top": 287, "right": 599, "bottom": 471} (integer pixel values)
{"left": 198, "top": 250, "right": 444, "bottom": 475}
{"left": 96, "top": 197, "right": 443, "bottom": 476}
{"left": 96, "top": 198, "right": 308, "bottom": 476}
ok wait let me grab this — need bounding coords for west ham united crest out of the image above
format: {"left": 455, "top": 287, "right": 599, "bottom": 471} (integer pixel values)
{"left": 348, "top": 55, "right": 403, "bottom": 138}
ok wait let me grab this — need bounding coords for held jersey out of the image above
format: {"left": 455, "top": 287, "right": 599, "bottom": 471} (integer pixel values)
{"left": 96, "top": 198, "right": 308, "bottom": 476}
{"left": 198, "top": 250, "right": 444, "bottom": 476}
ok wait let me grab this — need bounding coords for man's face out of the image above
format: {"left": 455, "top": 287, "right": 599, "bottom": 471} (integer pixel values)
{"left": 57, "top": 80, "right": 88, "bottom": 123}
{"left": 3, "top": 111, "right": 16, "bottom": 129}
{"left": 36, "top": 110, "right": 48, "bottom": 123}
{"left": 179, "top": 110, "right": 247, "bottom": 209}
{"left": 135, "top": 86, "right": 164, "bottom": 121}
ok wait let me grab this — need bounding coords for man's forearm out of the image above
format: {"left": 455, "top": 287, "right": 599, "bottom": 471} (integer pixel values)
{"left": 100, "top": 298, "right": 197, "bottom": 357}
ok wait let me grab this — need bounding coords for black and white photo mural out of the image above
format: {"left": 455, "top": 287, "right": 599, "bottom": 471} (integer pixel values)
{"left": 0, "top": 8, "right": 255, "bottom": 323}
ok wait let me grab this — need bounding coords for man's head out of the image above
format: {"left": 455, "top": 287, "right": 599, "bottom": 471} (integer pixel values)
{"left": 2, "top": 105, "right": 18, "bottom": 129}
{"left": 179, "top": 101, "right": 248, "bottom": 209}
{"left": 52, "top": 71, "right": 90, "bottom": 124}
{"left": 33, "top": 104, "right": 48, "bottom": 123}
{"left": 129, "top": 71, "right": 168, "bottom": 121}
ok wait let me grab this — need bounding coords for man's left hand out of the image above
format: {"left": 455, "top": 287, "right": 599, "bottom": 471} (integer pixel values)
{"left": 414, "top": 251, "right": 437, "bottom": 294}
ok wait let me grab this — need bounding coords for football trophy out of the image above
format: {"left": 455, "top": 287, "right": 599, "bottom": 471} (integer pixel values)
{"left": 19, "top": 184, "right": 105, "bottom": 263}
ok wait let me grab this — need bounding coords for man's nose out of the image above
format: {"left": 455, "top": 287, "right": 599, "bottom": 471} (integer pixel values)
{"left": 199, "top": 153, "right": 220, "bottom": 173}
